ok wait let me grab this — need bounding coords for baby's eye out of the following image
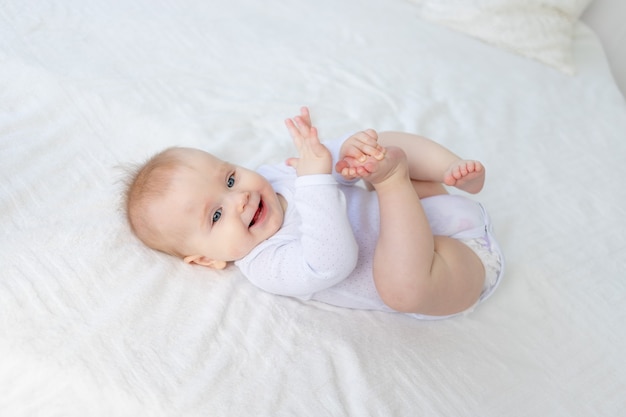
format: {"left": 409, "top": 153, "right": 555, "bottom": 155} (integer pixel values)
{"left": 212, "top": 209, "right": 222, "bottom": 223}
{"left": 227, "top": 174, "right": 235, "bottom": 188}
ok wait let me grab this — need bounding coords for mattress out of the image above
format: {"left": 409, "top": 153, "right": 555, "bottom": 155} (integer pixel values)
{"left": 1, "top": 0, "right": 625, "bottom": 415}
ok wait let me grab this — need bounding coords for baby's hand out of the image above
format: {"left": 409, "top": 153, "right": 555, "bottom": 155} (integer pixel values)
{"left": 335, "top": 129, "right": 386, "bottom": 180}
{"left": 285, "top": 107, "right": 332, "bottom": 176}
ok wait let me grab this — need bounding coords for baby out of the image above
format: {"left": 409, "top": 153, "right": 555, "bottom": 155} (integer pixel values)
{"left": 125, "top": 107, "right": 503, "bottom": 319}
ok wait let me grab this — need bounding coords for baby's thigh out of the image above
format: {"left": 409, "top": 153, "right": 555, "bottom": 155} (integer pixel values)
{"left": 430, "top": 236, "right": 486, "bottom": 307}
{"left": 374, "top": 236, "right": 486, "bottom": 315}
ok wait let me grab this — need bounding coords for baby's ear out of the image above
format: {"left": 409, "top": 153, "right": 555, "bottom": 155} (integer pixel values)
{"left": 183, "top": 255, "right": 227, "bottom": 270}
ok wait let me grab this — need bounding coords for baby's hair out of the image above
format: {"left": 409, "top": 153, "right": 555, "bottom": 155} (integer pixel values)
{"left": 124, "top": 147, "right": 187, "bottom": 257}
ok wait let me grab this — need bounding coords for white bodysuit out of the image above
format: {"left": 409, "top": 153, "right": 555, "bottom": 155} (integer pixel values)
{"left": 235, "top": 138, "right": 504, "bottom": 319}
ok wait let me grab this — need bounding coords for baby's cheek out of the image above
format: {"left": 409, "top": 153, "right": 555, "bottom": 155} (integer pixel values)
{"left": 230, "top": 240, "right": 253, "bottom": 261}
{"left": 268, "top": 216, "right": 284, "bottom": 238}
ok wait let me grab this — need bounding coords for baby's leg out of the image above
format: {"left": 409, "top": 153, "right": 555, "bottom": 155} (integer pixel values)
{"left": 378, "top": 131, "right": 485, "bottom": 194}
{"left": 410, "top": 180, "right": 447, "bottom": 199}
{"left": 369, "top": 147, "right": 485, "bottom": 315}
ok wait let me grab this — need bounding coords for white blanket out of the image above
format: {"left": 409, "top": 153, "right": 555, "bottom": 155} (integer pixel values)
{"left": 1, "top": 0, "right": 625, "bottom": 415}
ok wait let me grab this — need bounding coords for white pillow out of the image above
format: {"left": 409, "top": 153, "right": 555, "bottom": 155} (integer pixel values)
{"left": 409, "top": 0, "right": 593, "bottom": 74}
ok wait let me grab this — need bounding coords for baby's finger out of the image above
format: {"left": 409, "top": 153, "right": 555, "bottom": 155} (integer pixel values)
{"left": 341, "top": 166, "right": 358, "bottom": 180}
{"left": 285, "top": 118, "right": 304, "bottom": 145}
{"left": 299, "top": 106, "right": 312, "bottom": 128}
{"left": 335, "top": 157, "right": 358, "bottom": 179}
{"left": 352, "top": 129, "right": 379, "bottom": 147}
{"left": 285, "top": 118, "right": 298, "bottom": 135}
{"left": 335, "top": 159, "right": 349, "bottom": 174}
{"left": 345, "top": 143, "right": 385, "bottom": 162}
{"left": 350, "top": 132, "right": 384, "bottom": 159}
{"left": 344, "top": 146, "right": 367, "bottom": 163}
{"left": 285, "top": 157, "right": 299, "bottom": 169}
{"left": 361, "top": 143, "right": 385, "bottom": 160}
{"left": 364, "top": 128, "right": 378, "bottom": 140}
{"left": 294, "top": 116, "right": 313, "bottom": 138}
{"left": 303, "top": 127, "right": 330, "bottom": 158}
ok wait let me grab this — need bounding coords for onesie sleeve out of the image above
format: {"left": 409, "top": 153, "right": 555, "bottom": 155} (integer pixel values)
{"left": 235, "top": 174, "right": 359, "bottom": 298}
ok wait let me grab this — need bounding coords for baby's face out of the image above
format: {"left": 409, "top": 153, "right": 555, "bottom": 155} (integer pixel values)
{"left": 151, "top": 148, "right": 285, "bottom": 268}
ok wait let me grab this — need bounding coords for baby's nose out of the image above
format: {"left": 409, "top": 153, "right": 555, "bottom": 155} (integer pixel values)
{"left": 236, "top": 192, "right": 250, "bottom": 213}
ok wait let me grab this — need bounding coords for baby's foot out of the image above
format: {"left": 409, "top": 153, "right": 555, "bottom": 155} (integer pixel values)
{"left": 443, "top": 160, "right": 485, "bottom": 194}
{"left": 366, "top": 146, "right": 409, "bottom": 188}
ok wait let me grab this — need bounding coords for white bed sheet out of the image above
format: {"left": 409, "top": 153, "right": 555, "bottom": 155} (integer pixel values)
{"left": 1, "top": 0, "right": 625, "bottom": 416}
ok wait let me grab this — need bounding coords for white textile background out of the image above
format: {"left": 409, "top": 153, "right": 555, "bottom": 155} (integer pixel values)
{"left": 1, "top": 0, "right": 625, "bottom": 416}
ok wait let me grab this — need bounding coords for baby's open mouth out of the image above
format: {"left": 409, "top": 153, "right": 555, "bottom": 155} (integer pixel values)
{"left": 249, "top": 200, "right": 263, "bottom": 227}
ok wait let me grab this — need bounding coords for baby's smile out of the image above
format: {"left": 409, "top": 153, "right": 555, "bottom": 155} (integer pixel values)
{"left": 250, "top": 200, "right": 264, "bottom": 228}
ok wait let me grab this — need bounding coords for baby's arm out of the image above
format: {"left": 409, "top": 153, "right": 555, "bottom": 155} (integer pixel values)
{"left": 237, "top": 174, "right": 359, "bottom": 298}
{"left": 242, "top": 107, "right": 359, "bottom": 296}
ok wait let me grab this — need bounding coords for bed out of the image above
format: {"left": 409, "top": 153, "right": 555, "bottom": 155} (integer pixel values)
{"left": 2, "top": 0, "right": 625, "bottom": 415}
